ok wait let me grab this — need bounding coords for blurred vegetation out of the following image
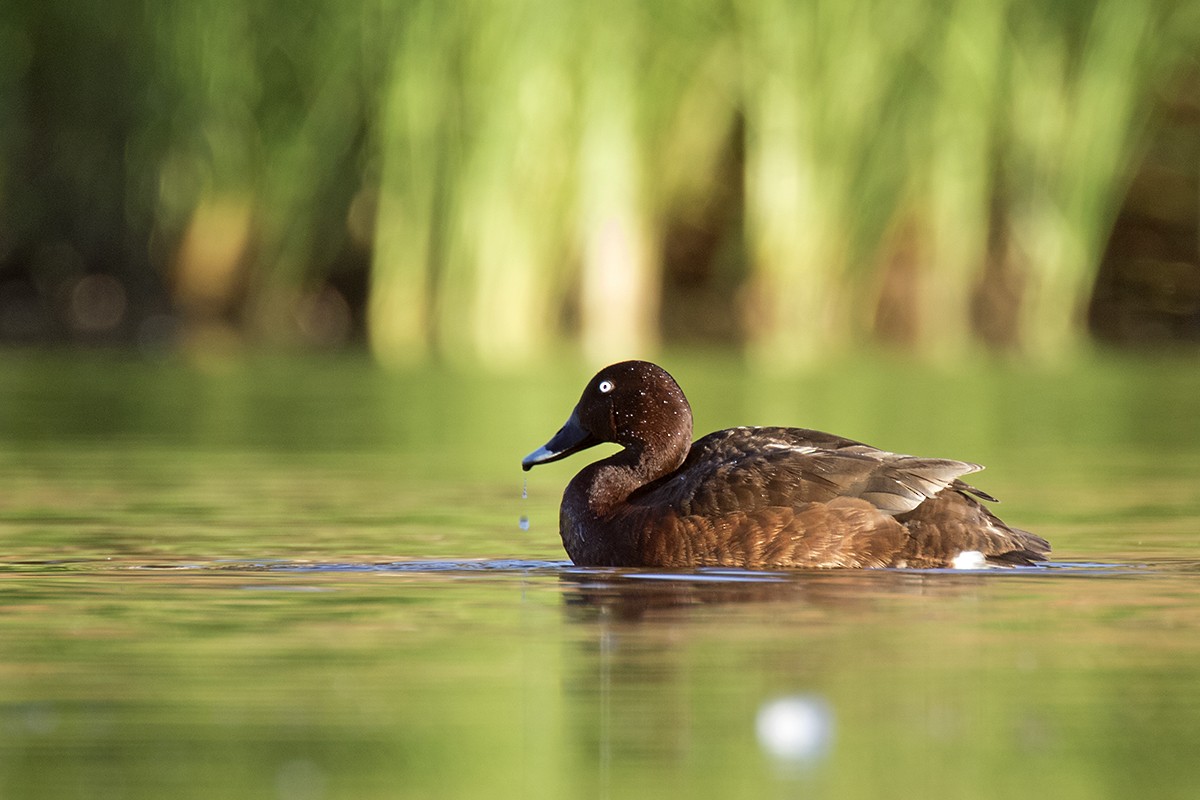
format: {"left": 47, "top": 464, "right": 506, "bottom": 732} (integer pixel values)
{"left": 0, "top": 0, "right": 1198, "bottom": 366}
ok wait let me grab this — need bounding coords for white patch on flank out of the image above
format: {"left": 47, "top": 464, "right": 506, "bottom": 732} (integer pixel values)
{"left": 951, "top": 550, "right": 988, "bottom": 570}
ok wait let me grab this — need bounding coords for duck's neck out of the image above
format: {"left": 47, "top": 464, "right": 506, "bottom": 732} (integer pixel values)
{"left": 566, "top": 431, "right": 691, "bottom": 520}
{"left": 558, "top": 423, "right": 692, "bottom": 565}
{"left": 577, "top": 455, "right": 651, "bottom": 517}
{"left": 558, "top": 447, "right": 665, "bottom": 565}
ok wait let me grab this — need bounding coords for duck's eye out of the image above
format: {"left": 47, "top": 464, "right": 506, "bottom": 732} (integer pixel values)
{"left": 598, "top": 380, "right": 615, "bottom": 394}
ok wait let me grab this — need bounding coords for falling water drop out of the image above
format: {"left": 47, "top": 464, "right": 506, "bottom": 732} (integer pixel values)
{"left": 518, "top": 475, "right": 530, "bottom": 530}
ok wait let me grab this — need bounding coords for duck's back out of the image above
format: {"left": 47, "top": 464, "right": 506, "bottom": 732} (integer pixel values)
{"left": 621, "top": 426, "right": 1048, "bottom": 568}
{"left": 630, "top": 427, "right": 984, "bottom": 514}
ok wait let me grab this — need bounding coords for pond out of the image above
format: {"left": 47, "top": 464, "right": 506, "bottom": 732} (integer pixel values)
{"left": 1, "top": 351, "right": 1199, "bottom": 799}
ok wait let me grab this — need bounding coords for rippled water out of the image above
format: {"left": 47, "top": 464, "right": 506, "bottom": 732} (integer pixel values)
{"left": 2, "top": 353, "right": 1199, "bottom": 799}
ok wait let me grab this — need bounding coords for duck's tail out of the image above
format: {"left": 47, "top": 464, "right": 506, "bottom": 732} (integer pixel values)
{"left": 896, "top": 489, "right": 1050, "bottom": 568}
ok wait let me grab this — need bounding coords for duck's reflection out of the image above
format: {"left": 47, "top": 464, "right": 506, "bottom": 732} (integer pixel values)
{"left": 552, "top": 567, "right": 1006, "bottom": 794}
{"left": 558, "top": 566, "right": 992, "bottom": 622}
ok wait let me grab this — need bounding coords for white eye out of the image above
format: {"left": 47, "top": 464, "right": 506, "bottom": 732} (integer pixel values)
{"left": 598, "top": 380, "right": 615, "bottom": 394}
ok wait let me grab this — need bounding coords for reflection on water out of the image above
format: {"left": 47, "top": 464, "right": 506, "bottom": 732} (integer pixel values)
{"left": 2, "top": 355, "right": 1200, "bottom": 798}
{"left": 756, "top": 694, "right": 835, "bottom": 767}
{"left": 0, "top": 558, "right": 1199, "bottom": 799}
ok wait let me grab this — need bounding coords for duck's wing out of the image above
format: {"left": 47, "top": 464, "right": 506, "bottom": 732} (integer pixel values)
{"left": 629, "top": 426, "right": 985, "bottom": 516}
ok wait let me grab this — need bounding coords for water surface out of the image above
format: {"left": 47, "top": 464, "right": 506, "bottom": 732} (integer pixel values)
{"left": 1, "top": 353, "right": 1199, "bottom": 799}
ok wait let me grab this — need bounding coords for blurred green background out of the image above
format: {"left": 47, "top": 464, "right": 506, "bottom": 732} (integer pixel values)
{"left": 5, "top": 7, "right": 1200, "bottom": 796}
{"left": 1, "top": 0, "right": 1199, "bottom": 367}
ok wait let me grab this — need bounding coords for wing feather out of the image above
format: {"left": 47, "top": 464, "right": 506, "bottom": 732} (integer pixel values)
{"left": 628, "top": 426, "right": 984, "bottom": 516}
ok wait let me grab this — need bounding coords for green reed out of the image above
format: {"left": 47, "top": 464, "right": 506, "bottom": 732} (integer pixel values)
{"left": 7, "top": 0, "right": 1197, "bottom": 364}
{"left": 344, "top": 0, "right": 1200, "bottom": 364}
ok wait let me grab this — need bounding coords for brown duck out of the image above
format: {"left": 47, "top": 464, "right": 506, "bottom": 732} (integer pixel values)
{"left": 522, "top": 360, "right": 1049, "bottom": 569}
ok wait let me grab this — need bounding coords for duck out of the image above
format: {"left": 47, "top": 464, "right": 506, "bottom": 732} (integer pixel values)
{"left": 522, "top": 360, "right": 1050, "bottom": 569}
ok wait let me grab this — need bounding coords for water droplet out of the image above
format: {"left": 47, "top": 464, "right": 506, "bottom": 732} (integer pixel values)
{"left": 519, "top": 476, "right": 530, "bottom": 529}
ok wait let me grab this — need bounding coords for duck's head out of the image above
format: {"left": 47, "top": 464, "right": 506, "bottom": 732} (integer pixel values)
{"left": 522, "top": 360, "right": 694, "bottom": 472}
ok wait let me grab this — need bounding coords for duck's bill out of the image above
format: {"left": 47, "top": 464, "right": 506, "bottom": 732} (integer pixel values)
{"left": 522, "top": 411, "right": 599, "bottom": 471}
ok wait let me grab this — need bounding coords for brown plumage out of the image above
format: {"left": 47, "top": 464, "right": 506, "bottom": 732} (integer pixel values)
{"left": 522, "top": 361, "right": 1050, "bottom": 569}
